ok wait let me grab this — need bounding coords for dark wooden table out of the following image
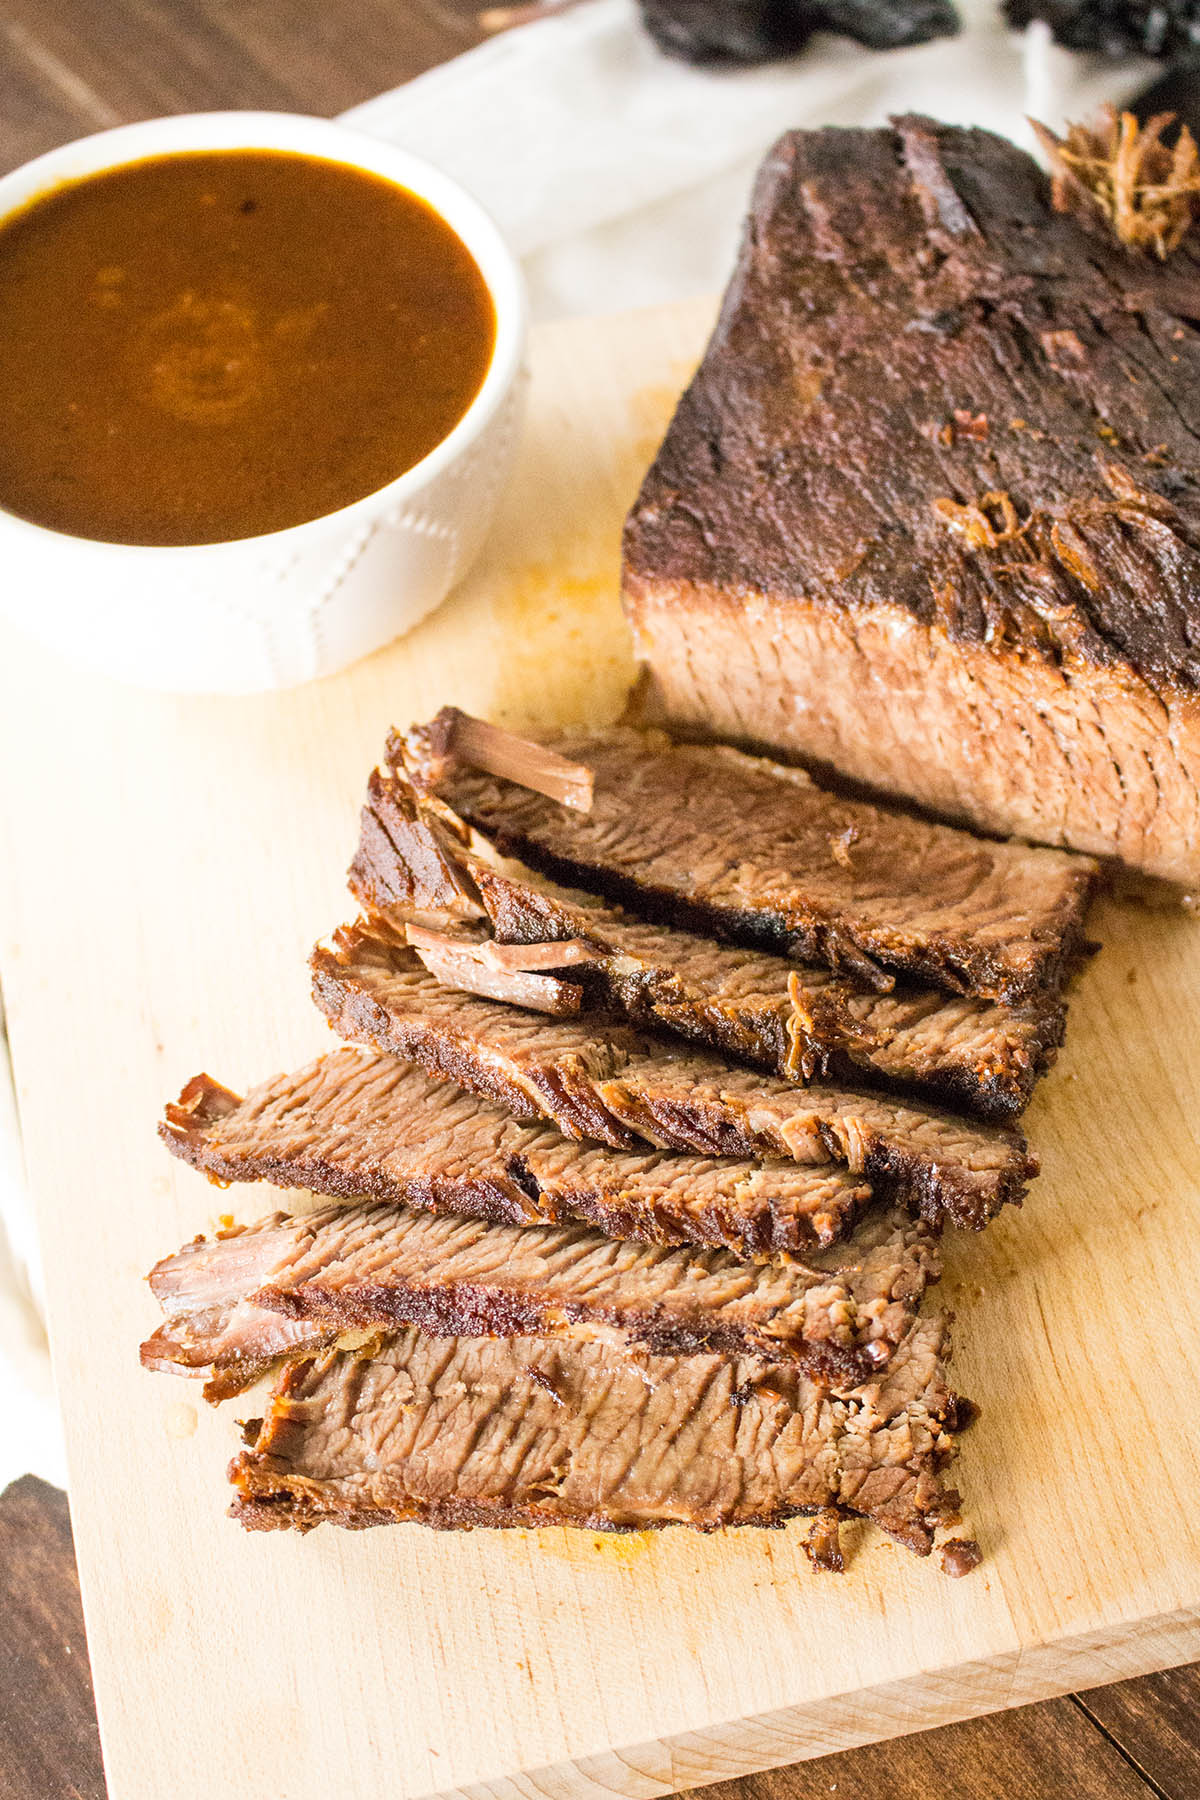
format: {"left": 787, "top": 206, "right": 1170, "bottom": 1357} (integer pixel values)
{"left": 2, "top": 7, "right": 1198, "bottom": 1796}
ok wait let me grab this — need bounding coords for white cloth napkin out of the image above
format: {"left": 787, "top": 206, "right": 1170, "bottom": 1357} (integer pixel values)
{"left": 344, "top": 0, "right": 1151, "bottom": 320}
{"left": 0, "top": 0, "right": 1150, "bottom": 1493}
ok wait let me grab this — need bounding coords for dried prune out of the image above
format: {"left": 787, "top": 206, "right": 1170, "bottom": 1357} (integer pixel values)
{"left": 639, "top": 0, "right": 816, "bottom": 64}
{"left": 1006, "top": 1, "right": 1200, "bottom": 60}
{"left": 820, "top": 0, "right": 960, "bottom": 47}
{"left": 639, "top": 0, "right": 958, "bottom": 64}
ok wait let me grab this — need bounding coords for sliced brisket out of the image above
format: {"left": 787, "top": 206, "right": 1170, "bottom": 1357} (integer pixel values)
{"left": 350, "top": 770, "right": 1067, "bottom": 1118}
{"left": 622, "top": 117, "right": 1200, "bottom": 887}
{"left": 142, "top": 1200, "right": 938, "bottom": 1392}
{"left": 139, "top": 1221, "right": 331, "bottom": 1403}
{"left": 159, "top": 1050, "right": 876, "bottom": 1259}
{"left": 396, "top": 712, "right": 1096, "bottom": 1002}
{"left": 313, "top": 916, "right": 1035, "bottom": 1231}
{"left": 230, "top": 1312, "right": 964, "bottom": 1552}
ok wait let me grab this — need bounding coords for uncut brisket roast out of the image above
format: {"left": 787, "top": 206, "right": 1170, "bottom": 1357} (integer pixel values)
{"left": 160, "top": 1049, "right": 878, "bottom": 1257}
{"left": 141, "top": 1200, "right": 939, "bottom": 1394}
{"left": 396, "top": 709, "right": 1096, "bottom": 1002}
{"left": 313, "top": 916, "right": 1035, "bottom": 1231}
{"left": 351, "top": 767, "right": 1068, "bottom": 1119}
{"left": 622, "top": 116, "right": 1200, "bottom": 887}
{"left": 230, "top": 1312, "right": 965, "bottom": 1551}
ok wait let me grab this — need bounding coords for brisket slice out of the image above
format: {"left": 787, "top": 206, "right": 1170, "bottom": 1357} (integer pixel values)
{"left": 622, "top": 118, "right": 1200, "bottom": 887}
{"left": 229, "top": 1313, "right": 964, "bottom": 1553}
{"left": 140, "top": 1236, "right": 330, "bottom": 1403}
{"left": 312, "top": 917, "right": 1035, "bottom": 1231}
{"left": 350, "top": 771, "right": 1066, "bottom": 1119}
{"left": 159, "top": 1050, "right": 875, "bottom": 1260}
{"left": 396, "top": 710, "right": 1096, "bottom": 1003}
{"left": 142, "top": 1200, "right": 938, "bottom": 1392}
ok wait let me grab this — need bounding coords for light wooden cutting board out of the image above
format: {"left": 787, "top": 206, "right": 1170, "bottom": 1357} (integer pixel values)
{"left": 2, "top": 295, "right": 1199, "bottom": 1800}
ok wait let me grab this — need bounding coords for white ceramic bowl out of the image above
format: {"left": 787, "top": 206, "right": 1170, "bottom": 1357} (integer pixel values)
{"left": 0, "top": 112, "right": 527, "bottom": 692}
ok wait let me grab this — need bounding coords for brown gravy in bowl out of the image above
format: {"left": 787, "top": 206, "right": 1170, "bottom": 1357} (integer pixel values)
{"left": 0, "top": 150, "right": 497, "bottom": 545}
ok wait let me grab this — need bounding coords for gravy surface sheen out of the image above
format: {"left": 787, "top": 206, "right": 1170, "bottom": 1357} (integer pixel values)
{"left": 0, "top": 150, "right": 497, "bottom": 545}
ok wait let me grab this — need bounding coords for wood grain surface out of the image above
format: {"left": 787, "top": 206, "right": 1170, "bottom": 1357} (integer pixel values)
{"left": 0, "top": 1478, "right": 106, "bottom": 1800}
{"left": 0, "top": 0, "right": 485, "bottom": 176}
{"left": 6, "top": 1470, "right": 1199, "bottom": 1800}
{"left": 2, "top": 7, "right": 1199, "bottom": 1799}
{"left": 1, "top": 292, "right": 1199, "bottom": 1800}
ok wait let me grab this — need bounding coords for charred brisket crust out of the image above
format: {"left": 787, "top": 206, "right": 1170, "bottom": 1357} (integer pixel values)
{"left": 587, "top": 954, "right": 1066, "bottom": 1124}
{"left": 538, "top": 1179, "right": 833, "bottom": 1259}
{"left": 857, "top": 996, "right": 1064, "bottom": 1124}
{"left": 229, "top": 1486, "right": 947, "bottom": 1545}
{"left": 447, "top": 812, "right": 1076, "bottom": 1005}
{"left": 847, "top": 1129, "right": 1030, "bottom": 1230}
{"left": 623, "top": 117, "right": 1200, "bottom": 700}
{"left": 255, "top": 1278, "right": 887, "bottom": 1386}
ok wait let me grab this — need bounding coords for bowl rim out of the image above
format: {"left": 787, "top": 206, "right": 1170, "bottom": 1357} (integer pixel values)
{"left": 0, "top": 109, "right": 528, "bottom": 558}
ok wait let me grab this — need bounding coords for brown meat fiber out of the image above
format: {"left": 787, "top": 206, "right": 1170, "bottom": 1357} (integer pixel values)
{"left": 397, "top": 714, "right": 1096, "bottom": 1003}
{"left": 159, "top": 1049, "right": 877, "bottom": 1261}
{"left": 230, "top": 1313, "right": 964, "bottom": 1550}
{"left": 142, "top": 1199, "right": 940, "bottom": 1391}
{"left": 313, "top": 917, "right": 1035, "bottom": 1231}
{"left": 349, "top": 769, "right": 1069, "bottom": 1120}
